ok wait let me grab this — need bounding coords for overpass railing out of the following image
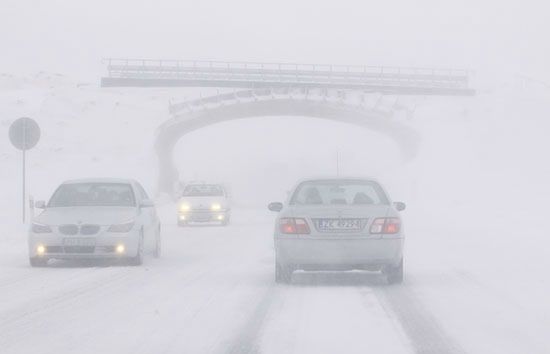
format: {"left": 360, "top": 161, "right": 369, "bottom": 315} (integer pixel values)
{"left": 101, "top": 58, "right": 474, "bottom": 95}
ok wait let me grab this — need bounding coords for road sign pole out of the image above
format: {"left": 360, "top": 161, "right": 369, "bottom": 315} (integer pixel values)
{"left": 8, "top": 117, "right": 41, "bottom": 224}
{"left": 22, "top": 149, "right": 26, "bottom": 223}
{"left": 22, "top": 118, "right": 27, "bottom": 224}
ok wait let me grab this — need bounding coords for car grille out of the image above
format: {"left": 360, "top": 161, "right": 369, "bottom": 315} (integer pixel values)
{"left": 43, "top": 246, "right": 97, "bottom": 254}
{"left": 59, "top": 224, "right": 79, "bottom": 235}
{"left": 191, "top": 214, "right": 213, "bottom": 222}
{"left": 97, "top": 245, "right": 116, "bottom": 253}
{"left": 58, "top": 224, "right": 101, "bottom": 235}
{"left": 63, "top": 246, "right": 95, "bottom": 254}
{"left": 45, "top": 246, "right": 63, "bottom": 253}
{"left": 80, "top": 224, "right": 100, "bottom": 235}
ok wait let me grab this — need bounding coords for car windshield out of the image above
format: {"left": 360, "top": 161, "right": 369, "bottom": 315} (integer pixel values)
{"left": 182, "top": 184, "right": 224, "bottom": 197}
{"left": 48, "top": 183, "right": 136, "bottom": 207}
{"left": 290, "top": 180, "right": 389, "bottom": 206}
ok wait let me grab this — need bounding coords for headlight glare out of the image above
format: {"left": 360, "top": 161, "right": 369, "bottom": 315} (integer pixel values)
{"left": 115, "top": 244, "right": 125, "bottom": 254}
{"left": 210, "top": 203, "right": 222, "bottom": 211}
{"left": 36, "top": 245, "right": 46, "bottom": 255}
{"left": 180, "top": 203, "right": 191, "bottom": 212}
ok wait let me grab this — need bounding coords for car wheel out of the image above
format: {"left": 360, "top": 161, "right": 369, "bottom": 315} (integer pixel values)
{"left": 385, "top": 258, "right": 403, "bottom": 284}
{"left": 222, "top": 217, "right": 230, "bottom": 226}
{"left": 153, "top": 226, "right": 161, "bottom": 258}
{"left": 177, "top": 220, "right": 187, "bottom": 227}
{"left": 29, "top": 257, "right": 48, "bottom": 267}
{"left": 129, "top": 234, "right": 144, "bottom": 266}
{"left": 275, "top": 261, "right": 293, "bottom": 284}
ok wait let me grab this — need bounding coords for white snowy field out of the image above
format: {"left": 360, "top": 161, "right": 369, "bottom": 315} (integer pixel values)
{"left": 0, "top": 74, "right": 550, "bottom": 353}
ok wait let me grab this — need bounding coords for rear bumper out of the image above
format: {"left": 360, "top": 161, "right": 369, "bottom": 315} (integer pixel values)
{"left": 275, "top": 236, "right": 403, "bottom": 267}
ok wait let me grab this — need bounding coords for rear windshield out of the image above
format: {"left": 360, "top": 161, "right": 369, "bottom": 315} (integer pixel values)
{"left": 290, "top": 180, "right": 389, "bottom": 206}
{"left": 182, "top": 184, "right": 224, "bottom": 197}
{"left": 48, "top": 183, "right": 136, "bottom": 207}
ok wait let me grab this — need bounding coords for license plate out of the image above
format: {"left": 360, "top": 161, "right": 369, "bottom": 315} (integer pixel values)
{"left": 317, "top": 218, "right": 362, "bottom": 231}
{"left": 63, "top": 238, "right": 96, "bottom": 247}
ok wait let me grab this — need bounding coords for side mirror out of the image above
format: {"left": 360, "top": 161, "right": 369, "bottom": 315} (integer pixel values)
{"left": 268, "top": 202, "right": 283, "bottom": 212}
{"left": 140, "top": 199, "right": 155, "bottom": 208}
{"left": 394, "top": 201, "right": 406, "bottom": 211}
{"left": 35, "top": 200, "right": 46, "bottom": 209}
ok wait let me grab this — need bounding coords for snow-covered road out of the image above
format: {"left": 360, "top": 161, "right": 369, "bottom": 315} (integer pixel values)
{"left": 0, "top": 205, "right": 466, "bottom": 354}
{"left": 5, "top": 204, "right": 545, "bottom": 354}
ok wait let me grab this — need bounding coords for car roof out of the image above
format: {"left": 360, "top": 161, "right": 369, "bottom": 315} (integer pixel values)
{"left": 61, "top": 178, "right": 135, "bottom": 185}
{"left": 185, "top": 183, "right": 224, "bottom": 188}
{"left": 293, "top": 176, "right": 382, "bottom": 185}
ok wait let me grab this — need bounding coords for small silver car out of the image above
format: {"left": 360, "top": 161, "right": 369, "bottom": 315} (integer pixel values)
{"left": 177, "top": 184, "right": 231, "bottom": 226}
{"left": 268, "top": 178, "right": 405, "bottom": 284}
{"left": 28, "top": 178, "right": 161, "bottom": 267}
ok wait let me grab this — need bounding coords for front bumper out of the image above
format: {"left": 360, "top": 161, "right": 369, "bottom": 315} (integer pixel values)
{"left": 28, "top": 230, "right": 140, "bottom": 259}
{"left": 275, "top": 235, "right": 404, "bottom": 268}
{"left": 178, "top": 210, "right": 230, "bottom": 224}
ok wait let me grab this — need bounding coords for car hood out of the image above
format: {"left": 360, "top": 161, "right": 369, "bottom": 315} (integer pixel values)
{"left": 178, "top": 196, "right": 227, "bottom": 208}
{"left": 34, "top": 207, "right": 138, "bottom": 226}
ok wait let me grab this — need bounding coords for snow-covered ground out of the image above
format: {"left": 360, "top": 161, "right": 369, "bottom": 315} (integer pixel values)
{"left": 0, "top": 74, "right": 549, "bottom": 353}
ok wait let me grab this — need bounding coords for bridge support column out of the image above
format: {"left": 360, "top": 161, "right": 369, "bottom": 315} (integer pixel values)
{"left": 156, "top": 141, "right": 180, "bottom": 195}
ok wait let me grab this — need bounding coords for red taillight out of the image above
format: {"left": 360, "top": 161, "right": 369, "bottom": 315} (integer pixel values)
{"left": 279, "top": 218, "right": 310, "bottom": 234}
{"left": 370, "top": 218, "right": 401, "bottom": 234}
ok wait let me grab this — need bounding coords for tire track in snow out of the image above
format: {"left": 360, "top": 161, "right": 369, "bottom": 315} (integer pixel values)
{"left": 133, "top": 261, "right": 267, "bottom": 354}
{"left": 225, "top": 283, "right": 279, "bottom": 354}
{"left": 0, "top": 269, "right": 132, "bottom": 329}
{"left": 371, "top": 281, "right": 466, "bottom": 354}
{"left": 0, "top": 259, "right": 226, "bottom": 352}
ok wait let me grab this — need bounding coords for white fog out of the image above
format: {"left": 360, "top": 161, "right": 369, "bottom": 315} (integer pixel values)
{"left": 0, "top": 1, "right": 549, "bottom": 353}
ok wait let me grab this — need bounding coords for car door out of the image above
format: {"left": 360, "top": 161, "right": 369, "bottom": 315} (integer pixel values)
{"left": 134, "top": 183, "right": 155, "bottom": 252}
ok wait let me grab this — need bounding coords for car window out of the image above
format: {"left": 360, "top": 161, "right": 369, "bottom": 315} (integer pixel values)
{"left": 182, "top": 184, "right": 224, "bottom": 197}
{"left": 135, "top": 183, "right": 150, "bottom": 201}
{"left": 290, "top": 180, "right": 389, "bottom": 206}
{"left": 48, "top": 183, "right": 136, "bottom": 207}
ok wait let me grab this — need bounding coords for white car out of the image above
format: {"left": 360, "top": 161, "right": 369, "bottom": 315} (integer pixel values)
{"left": 28, "top": 178, "right": 161, "bottom": 267}
{"left": 177, "top": 184, "right": 231, "bottom": 226}
{"left": 269, "top": 178, "right": 405, "bottom": 284}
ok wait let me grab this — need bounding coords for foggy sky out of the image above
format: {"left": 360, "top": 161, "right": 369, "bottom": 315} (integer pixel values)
{"left": 1, "top": 0, "right": 549, "bottom": 82}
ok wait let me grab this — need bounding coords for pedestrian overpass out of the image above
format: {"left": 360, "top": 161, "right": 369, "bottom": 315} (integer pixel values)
{"left": 100, "top": 59, "right": 475, "bottom": 194}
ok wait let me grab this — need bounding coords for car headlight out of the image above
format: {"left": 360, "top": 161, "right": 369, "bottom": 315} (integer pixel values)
{"left": 179, "top": 203, "right": 191, "bottom": 212}
{"left": 36, "top": 244, "right": 46, "bottom": 255}
{"left": 115, "top": 244, "right": 126, "bottom": 254}
{"left": 108, "top": 221, "right": 135, "bottom": 233}
{"left": 210, "top": 203, "right": 222, "bottom": 211}
{"left": 32, "top": 222, "right": 52, "bottom": 234}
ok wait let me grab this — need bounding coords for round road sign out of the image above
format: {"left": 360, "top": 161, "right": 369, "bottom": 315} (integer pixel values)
{"left": 9, "top": 117, "right": 41, "bottom": 151}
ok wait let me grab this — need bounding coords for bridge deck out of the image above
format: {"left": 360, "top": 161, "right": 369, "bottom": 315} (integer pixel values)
{"left": 101, "top": 59, "right": 475, "bottom": 95}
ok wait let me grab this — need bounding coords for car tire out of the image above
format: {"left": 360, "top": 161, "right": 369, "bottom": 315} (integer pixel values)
{"left": 29, "top": 257, "right": 48, "bottom": 267}
{"left": 275, "top": 261, "right": 293, "bottom": 284}
{"left": 222, "top": 217, "right": 230, "bottom": 226}
{"left": 177, "top": 220, "right": 186, "bottom": 227}
{"left": 153, "top": 226, "right": 161, "bottom": 258}
{"left": 129, "top": 234, "right": 144, "bottom": 266}
{"left": 385, "top": 258, "right": 403, "bottom": 284}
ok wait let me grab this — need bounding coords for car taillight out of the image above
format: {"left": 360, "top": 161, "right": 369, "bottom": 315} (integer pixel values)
{"left": 279, "top": 218, "right": 310, "bottom": 234}
{"left": 370, "top": 218, "right": 401, "bottom": 234}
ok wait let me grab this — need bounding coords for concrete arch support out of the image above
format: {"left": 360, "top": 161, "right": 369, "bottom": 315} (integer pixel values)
{"left": 155, "top": 91, "right": 420, "bottom": 194}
